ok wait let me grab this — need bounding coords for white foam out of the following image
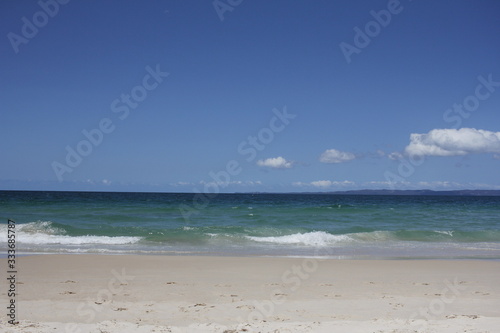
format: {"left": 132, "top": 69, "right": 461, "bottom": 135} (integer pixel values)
{"left": 246, "top": 231, "right": 352, "bottom": 246}
{"left": 18, "top": 234, "right": 141, "bottom": 245}
{"left": 0, "top": 221, "right": 141, "bottom": 245}
{"left": 349, "top": 230, "right": 395, "bottom": 242}
{"left": 434, "top": 230, "right": 454, "bottom": 237}
{"left": 16, "top": 220, "right": 64, "bottom": 235}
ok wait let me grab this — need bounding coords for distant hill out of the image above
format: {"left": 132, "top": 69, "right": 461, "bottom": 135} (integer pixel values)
{"left": 323, "top": 189, "right": 500, "bottom": 196}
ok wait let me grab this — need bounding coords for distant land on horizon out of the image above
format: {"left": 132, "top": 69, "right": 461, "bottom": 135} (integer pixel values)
{"left": 296, "top": 189, "right": 500, "bottom": 196}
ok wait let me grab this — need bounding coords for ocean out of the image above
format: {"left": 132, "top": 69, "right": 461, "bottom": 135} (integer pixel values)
{"left": 1, "top": 191, "right": 500, "bottom": 259}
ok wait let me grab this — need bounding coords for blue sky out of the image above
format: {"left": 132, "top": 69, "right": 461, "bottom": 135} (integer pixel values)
{"left": 1, "top": 0, "right": 499, "bottom": 192}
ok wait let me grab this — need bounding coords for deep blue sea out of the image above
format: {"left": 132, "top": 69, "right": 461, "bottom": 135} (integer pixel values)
{"left": 1, "top": 191, "right": 500, "bottom": 259}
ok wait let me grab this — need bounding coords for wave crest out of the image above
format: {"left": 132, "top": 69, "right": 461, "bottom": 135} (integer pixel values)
{"left": 246, "top": 231, "right": 352, "bottom": 246}
{"left": 0, "top": 221, "right": 141, "bottom": 245}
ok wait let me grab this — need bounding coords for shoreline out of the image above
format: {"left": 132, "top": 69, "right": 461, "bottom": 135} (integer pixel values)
{"left": 2, "top": 249, "right": 500, "bottom": 261}
{"left": 1, "top": 254, "right": 499, "bottom": 332}
{"left": 2, "top": 252, "right": 500, "bottom": 260}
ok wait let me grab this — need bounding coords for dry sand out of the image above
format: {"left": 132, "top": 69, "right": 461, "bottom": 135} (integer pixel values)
{"left": 1, "top": 255, "right": 499, "bottom": 332}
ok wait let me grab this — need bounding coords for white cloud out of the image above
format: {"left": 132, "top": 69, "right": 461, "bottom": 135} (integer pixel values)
{"left": 404, "top": 128, "right": 500, "bottom": 157}
{"left": 171, "top": 181, "right": 194, "bottom": 186}
{"left": 365, "top": 181, "right": 398, "bottom": 187}
{"left": 199, "top": 180, "right": 262, "bottom": 186}
{"left": 416, "top": 181, "right": 461, "bottom": 189}
{"left": 257, "top": 156, "right": 293, "bottom": 169}
{"left": 388, "top": 152, "right": 403, "bottom": 160}
{"left": 173, "top": 180, "right": 262, "bottom": 187}
{"left": 311, "top": 180, "right": 334, "bottom": 188}
{"left": 229, "top": 180, "right": 262, "bottom": 186}
{"left": 294, "top": 180, "right": 355, "bottom": 188}
{"left": 319, "top": 149, "right": 356, "bottom": 163}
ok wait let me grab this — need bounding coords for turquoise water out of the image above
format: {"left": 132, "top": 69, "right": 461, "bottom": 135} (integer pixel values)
{"left": 1, "top": 191, "right": 500, "bottom": 259}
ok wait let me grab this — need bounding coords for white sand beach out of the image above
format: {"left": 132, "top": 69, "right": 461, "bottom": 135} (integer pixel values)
{"left": 1, "top": 255, "right": 499, "bottom": 332}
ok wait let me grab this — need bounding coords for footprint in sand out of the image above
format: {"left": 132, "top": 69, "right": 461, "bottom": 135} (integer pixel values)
{"left": 193, "top": 303, "right": 206, "bottom": 307}
{"left": 389, "top": 302, "right": 404, "bottom": 309}
{"left": 179, "top": 303, "right": 215, "bottom": 312}
{"left": 462, "top": 314, "right": 479, "bottom": 319}
{"left": 236, "top": 305, "right": 255, "bottom": 310}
